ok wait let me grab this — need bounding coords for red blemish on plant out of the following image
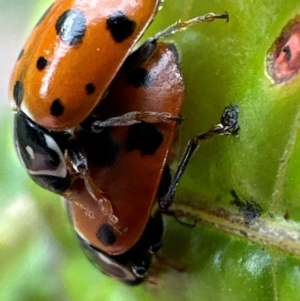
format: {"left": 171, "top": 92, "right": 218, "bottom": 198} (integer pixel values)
{"left": 266, "top": 19, "right": 300, "bottom": 83}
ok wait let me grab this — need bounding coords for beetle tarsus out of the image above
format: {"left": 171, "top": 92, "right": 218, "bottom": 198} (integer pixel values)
{"left": 89, "top": 111, "right": 181, "bottom": 132}
{"left": 160, "top": 103, "right": 239, "bottom": 210}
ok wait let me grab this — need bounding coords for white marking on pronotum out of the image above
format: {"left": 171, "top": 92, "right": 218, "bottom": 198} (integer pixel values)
{"left": 25, "top": 145, "right": 35, "bottom": 160}
{"left": 28, "top": 132, "right": 67, "bottom": 178}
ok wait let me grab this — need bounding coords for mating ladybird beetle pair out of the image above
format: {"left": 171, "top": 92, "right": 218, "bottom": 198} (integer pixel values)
{"left": 9, "top": 0, "right": 238, "bottom": 283}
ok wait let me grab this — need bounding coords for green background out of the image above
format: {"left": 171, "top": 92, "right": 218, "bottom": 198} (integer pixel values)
{"left": 1, "top": 0, "right": 300, "bottom": 300}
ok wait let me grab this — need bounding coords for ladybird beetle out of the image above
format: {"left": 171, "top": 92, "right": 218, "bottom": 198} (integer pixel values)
{"left": 10, "top": 0, "right": 229, "bottom": 229}
{"left": 66, "top": 203, "right": 164, "bottom": 284}
{"left": 65, "top": 42, "right": 184, "bottom": 261}
{"left": 63, "top": 42, "right": 239, "bottom": 283}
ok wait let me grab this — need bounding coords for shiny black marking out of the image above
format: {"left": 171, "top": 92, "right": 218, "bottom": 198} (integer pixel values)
{"left": 55, "top": 9, "right": 86, "bottom": 45}
{"left": 15, "top": 113, "right": 61, "bottom": 171}
{"left": 96, "top": 224, "right": 116, "bottom": 246}
{"left": 126, "top": 122, "right": 163, "bottom": 155}
{"left": 17, "top": 49, "right": 24, "bottom": 61}
{"left": 35, "top": 3, "right": 54, "bottom": 28}
{"left": 106, "top": 11, "right": 136, "bottom": 42}
{"left": 36, "top": 56, "right": 48, "bottom": 71}
{"left": 125, "top": 67, "right": 153, "bottom": 87}
{"left": 14, "top": 113, "right": 70, "bottom": 194}
{"left": 75, "top": 234, "right": 138, "bottom": 284}
{"left": 13, "top": 81, "right": 24, "bottom": 108}
{"left": 50, "top": 99, "right": 64, "bottom": 117}
{"left": 77, "top": 128, "right": 119, "bottom": 168}
{"left": 85, "top": 83, "right": 95, "bottom": 95}
{"left": 30, "top": 174, "right": 70, "bottom": 194}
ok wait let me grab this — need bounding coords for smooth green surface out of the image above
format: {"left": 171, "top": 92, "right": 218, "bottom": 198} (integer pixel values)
{"left": 2, "top": 0, "right": 300, "bottom": 300}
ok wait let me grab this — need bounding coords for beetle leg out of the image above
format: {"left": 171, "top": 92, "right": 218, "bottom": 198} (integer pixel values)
{"left": 66, "top": 137, "right": 88, "bottom": 173}
{"left": 151, "top": 12, "right": 229, "bottom": 42}
{"left": 120, "top": 12, "right": 228, "bottom": 73}
{"left": 82, "top": 173, "right": 122, "bottom": 229}
{"left": 159, "top": 103, "right": 239, "bottom": 210}
{"left": 65, "top": 138, "right": 125, "bottom": 233}
{"left": 83, "top": 172, "right": 129, "bottom": 234}
{"left": 88, "top": 111, "right": 183, "bottom": 133}
{"left": 64, "top": 171, "right": 125, "bottom": 234}
{"left": 156, "top": 165, "right": 196, "bottom": 227}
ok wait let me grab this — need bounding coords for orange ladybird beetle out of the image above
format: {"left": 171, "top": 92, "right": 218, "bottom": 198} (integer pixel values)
{"left": 10, "top": 0, "right": 237, "bottom": 283}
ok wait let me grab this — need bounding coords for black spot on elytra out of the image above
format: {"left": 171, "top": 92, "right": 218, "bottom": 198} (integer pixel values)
{"left": 17, "top": 49, "right": 24, "bottom": 61}
{"left": 106, "top": 11, "right": 136, "bottom": 42}
{"left": 36, "top": 56, "right": 48, "bottom": 71}
{"left": 13, "top": 81, "right": 24, "bottom": 108}
{"left": 50, "top": 99, "right": 64, "bottom": 116}
{"left": 55, "top": 9, "right": 86, "bottom": 45}
{"left": 77, "top": 128, "right": 119, "bottom": 168}
{"left": 126, "top": 122, "right": 163, "bottom": 155}
{"left": 96, "top": 224, "right": 116, "bottom": 246}
{"left": 85, "top": 83, "right": 95, "bottom": 95}
{"left": 35, "top": 3, "right": 54, "bottom": 28}
{"left": 125, "top": 67, "right": 153, "bottom": 87}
